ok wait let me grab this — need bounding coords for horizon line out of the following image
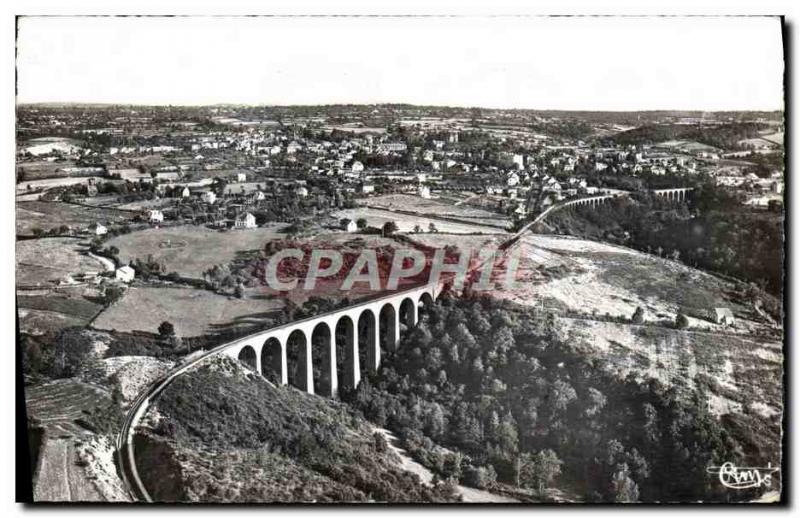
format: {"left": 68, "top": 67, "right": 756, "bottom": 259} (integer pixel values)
{"left": 15, "top": 101, "right": 785, "bottom": 113}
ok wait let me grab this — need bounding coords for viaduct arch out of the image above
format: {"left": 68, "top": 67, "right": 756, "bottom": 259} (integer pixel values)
{"left": 652, "top": 187, "right": 693, "bottom": 202}
{"left": 221, "top": 283, "right": 440, "bottom": 397}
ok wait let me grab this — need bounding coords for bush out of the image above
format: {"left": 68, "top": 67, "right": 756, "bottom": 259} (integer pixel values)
{"left": 675, "top": 312, "right": 690, "bottom": 329}
{"left": 462, "top": 464, "right": 497, "bottom": 489}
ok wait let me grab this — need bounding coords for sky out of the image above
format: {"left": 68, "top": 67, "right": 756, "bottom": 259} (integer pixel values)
{"left": 15, "top": 16, "right": 785, "bottom": 111}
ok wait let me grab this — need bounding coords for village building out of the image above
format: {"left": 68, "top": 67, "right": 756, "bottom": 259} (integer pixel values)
{"left": 201, "top": 191, "right": 217, "bottom": 204}
{"left": 88, "top": 222, "right": 108, "bottom": 236}
{"left": 340, "top": 218, "right": 358, "bottom": 232}
{"left": 351, "top": 161, "right": 365, "bottom": 173}
{"left": 235, "top": 212, "right": 257, "bottom": 229}
{"left": 147, "top": 210, "right": 165, "bottom": 223}
{"left": 115, "top": 265, "right": 135, "bottom": 283}
{"left": 713, "top": 307, "right": 736, "bottom": 327}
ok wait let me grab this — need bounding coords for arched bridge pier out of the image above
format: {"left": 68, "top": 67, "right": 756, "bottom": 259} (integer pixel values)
{"left": 221, "top": 284, "right": 439, "bottom": 397}
{"left": 652, "top": 187, "right": 693, "bottom": 202}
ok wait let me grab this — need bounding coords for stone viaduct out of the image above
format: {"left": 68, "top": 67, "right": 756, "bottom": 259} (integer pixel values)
{"left": 218, "top": 283, "right": 441, "bottom": 397}
{"left": 651, "top": 187, "right": 694, "bottom": 202}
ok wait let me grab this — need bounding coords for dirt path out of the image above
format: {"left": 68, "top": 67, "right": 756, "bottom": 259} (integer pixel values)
{"left": 372, "top": 427, "right": 518, "bottom": 503}
{"left": 87, "top": 251, "right": 115, "bottom": 272}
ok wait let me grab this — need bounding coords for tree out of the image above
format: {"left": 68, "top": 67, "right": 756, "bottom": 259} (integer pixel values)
{"left": 675, "top": 312, "right": 690, "bottom": 329}
{"left": 519, "top": 449, "right": 562, "bottom": 493}
{"left": 103, "top": 284, "right": 125, "bottom": 305}
{"left": 428, "top": 222, "right": 438, "bottom": 233}
{"left": 158, "top": 321, "right": 176, "bottom": 339}
{"left": 463, "top": 465, "right": 497, "bottom": 489}
{"left": 53, "top": 327, "right": 94, "bottom": 378}
{"left": 631, "top": 306, "right": 645, "bottom": 324}
{"left": 611, "top": 464, "right": 640, "bottom": 503}
{"left": 382, "top": 221, "right": 399, "bottom": 236}
{"left": 356, "top": 217, "right": 368, "bottom": 229}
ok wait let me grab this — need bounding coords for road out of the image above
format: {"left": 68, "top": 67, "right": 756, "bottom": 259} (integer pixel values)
{"left": 87, "top": 251, "right": 115, "bottom": 272}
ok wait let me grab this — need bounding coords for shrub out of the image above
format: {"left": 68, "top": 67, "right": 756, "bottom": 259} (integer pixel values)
{"left": 675, "top": 312, "right": 690, "bottom": 329}
{"left": 462, "top": 464, "right": 497, "bottom": 489}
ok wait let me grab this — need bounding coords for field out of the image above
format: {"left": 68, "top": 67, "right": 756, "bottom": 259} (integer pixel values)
{"left": 493, "top": 235, "right": 758, "bottom": 325}
{"left": 17, "top": 160, "right": 80, "bottom": 181}
{"left": 104, "top": 224, "right": 288, "bottom": 279}
{"left": 224, "top": 182, "right": 265, "bottom": 195}
{"left": 91, "top": 286, "right": 286, "bottom": 337}
{"left": 26, "top": 376, "right": 133, "bottom": 502}
{"left": 656, "top": 140, "right": 719, "bottom": 153}
{"left": 332, "top": 207, "right": 508, "bottom": 235}
{"left": 26, "top": 379, "right": 113, "bottom": 437}
{"left": 16, "top": 176, "right": 106, "bottom": 194}
{"left": 33, "top": 438, "right": 105, "bottom": 501}
{"left": 365, "top": 194, "right": 511, "bottom": 231}
{"left": 17, "top": 291, "right": 104, "bottom": 335}
{"left": 16, "top": 237, "right": 107, "bottom": 285}
{"left": 16, "top": 200, "right": 131, "bottom": 235}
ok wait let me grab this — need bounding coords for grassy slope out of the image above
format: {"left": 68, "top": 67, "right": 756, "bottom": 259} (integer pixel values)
{"left": 139, "top": 357, "right": 460, "bottom": 503}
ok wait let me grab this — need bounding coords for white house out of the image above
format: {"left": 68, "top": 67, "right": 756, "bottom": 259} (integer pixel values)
{"left": 202, "top": 191, "right": 217, "bottom": 204}
{"left": 360, "top": 183, "right": 375, "bottom": 194}
{"left": 89, "top": 223, "right": 108, "bottom": 236}
{"left": 340, "top": 218, "right": 358, "bottom": 232}
{"left": 147, "top": 210, "right": 165, "bottom": 223}
{"left": 236, "top": 172, "right": 247, "bottom": 182}
{"left": 235, "top": 212, "right": 257, "bottom": 229}
{"left": 418, "top": 185, "right": 431, "bottom": 199}
{"left": 115, "top": 265, "right": 135, "bottom": 283}
{"left": 181, "top": 187, "right": 191, "bottom": 198}
{"left": 351, "top": 161, "right": 365, "bottom": 173}
{"left": 296, "top": 186, "right": 309, "bottom": 197}
{"left": 713, "top": 308, "right": 735, "bottom": 327}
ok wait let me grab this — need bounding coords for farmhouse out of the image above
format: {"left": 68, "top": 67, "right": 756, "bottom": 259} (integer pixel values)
{"left": 418, "top": 185, "right": 431, "bottom": 199}
{"left": 340, "top": 218, "right": 358, "bottom": 232}
{"left": 296, "top": 186, "right": 309, "bottom": 197}
{"left": 351, "top": 161, "right": 365, "bottom": 173}
{"left": 235, "top": 212, "right": 257, "bottom": 229}
{"left": 201, "top": 191, "right": 217, "bottom": 204}
{"left": 147, "top": 210, "right": 165, "bottom": 223}
{"left": 181, "top": 187, "right": 191, "bottom": 198}
{"left": 713, "top": 307, "right": 736, "bottom": 327}
{"left": 115, "top": 265, "right": 135, "bottom": 283}
{"left": 88, "top": 222, "right": 108, "bottom": 236}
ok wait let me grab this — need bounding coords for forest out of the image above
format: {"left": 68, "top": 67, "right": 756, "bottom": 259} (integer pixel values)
{"left": 546, "top": 182, "right": 784, "bottom": 297}
{"left": 343, "top": 295, "right": 778, "bottom": 502}
{"left": 607, "top": 122, "right": 770, "bottom": 150}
